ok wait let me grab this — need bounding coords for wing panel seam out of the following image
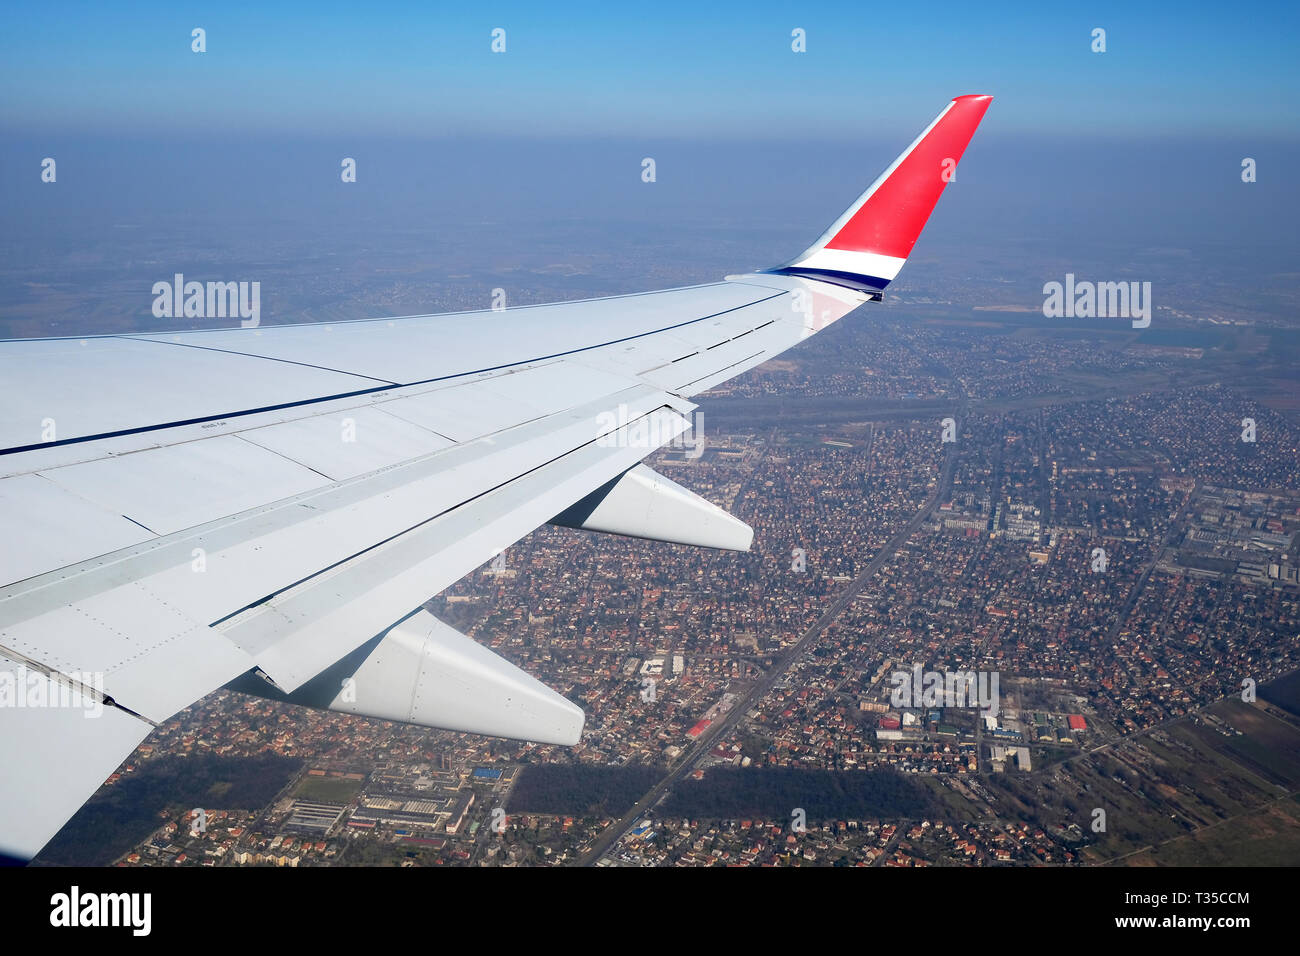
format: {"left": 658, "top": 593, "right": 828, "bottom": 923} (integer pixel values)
{"left": 0, "top": 290, "right": 786, "bottom": 458}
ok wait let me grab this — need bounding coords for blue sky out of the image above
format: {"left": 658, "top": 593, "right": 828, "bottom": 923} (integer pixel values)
{"left": 2, "top": 1, "right": 1298, "bottom": 140}
{"left": 2, "top": 1, "right": 1297, "bottom": 337}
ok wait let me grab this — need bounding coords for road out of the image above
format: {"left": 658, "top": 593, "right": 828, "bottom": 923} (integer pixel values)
{"left": 578, "top": 396, "right": 967, "bottom": 865}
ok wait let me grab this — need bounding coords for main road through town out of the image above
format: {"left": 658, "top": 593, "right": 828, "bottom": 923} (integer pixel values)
{"left": 577, "top": 393, "right": 967, "bottom": 865}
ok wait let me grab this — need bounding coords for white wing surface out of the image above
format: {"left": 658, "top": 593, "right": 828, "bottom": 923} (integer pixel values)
{"left": 0, "top": 95, "right": 991, "bottom": 861}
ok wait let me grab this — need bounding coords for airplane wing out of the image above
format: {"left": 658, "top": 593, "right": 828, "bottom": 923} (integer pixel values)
{"left": 0, "top": 94, "right": 991, "bottom": 861}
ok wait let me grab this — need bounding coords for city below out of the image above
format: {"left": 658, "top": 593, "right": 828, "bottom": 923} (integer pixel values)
{"left": 35, "top": 303, "right": 1300, "bottom": 868}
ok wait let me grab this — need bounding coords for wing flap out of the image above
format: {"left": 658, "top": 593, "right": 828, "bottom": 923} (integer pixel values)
{"left": 227, "top": 402, "right": 692, "bottom": 692}
{"left": 0, "top": 653, "right": 154, "bottom": 861}
{"left": 0, "top": 385, "right": 691, "bottom": 718}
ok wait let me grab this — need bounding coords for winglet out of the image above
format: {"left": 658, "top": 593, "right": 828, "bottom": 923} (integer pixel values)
{"left": 767, "top": 94, "right": 993, "bottom": 294}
